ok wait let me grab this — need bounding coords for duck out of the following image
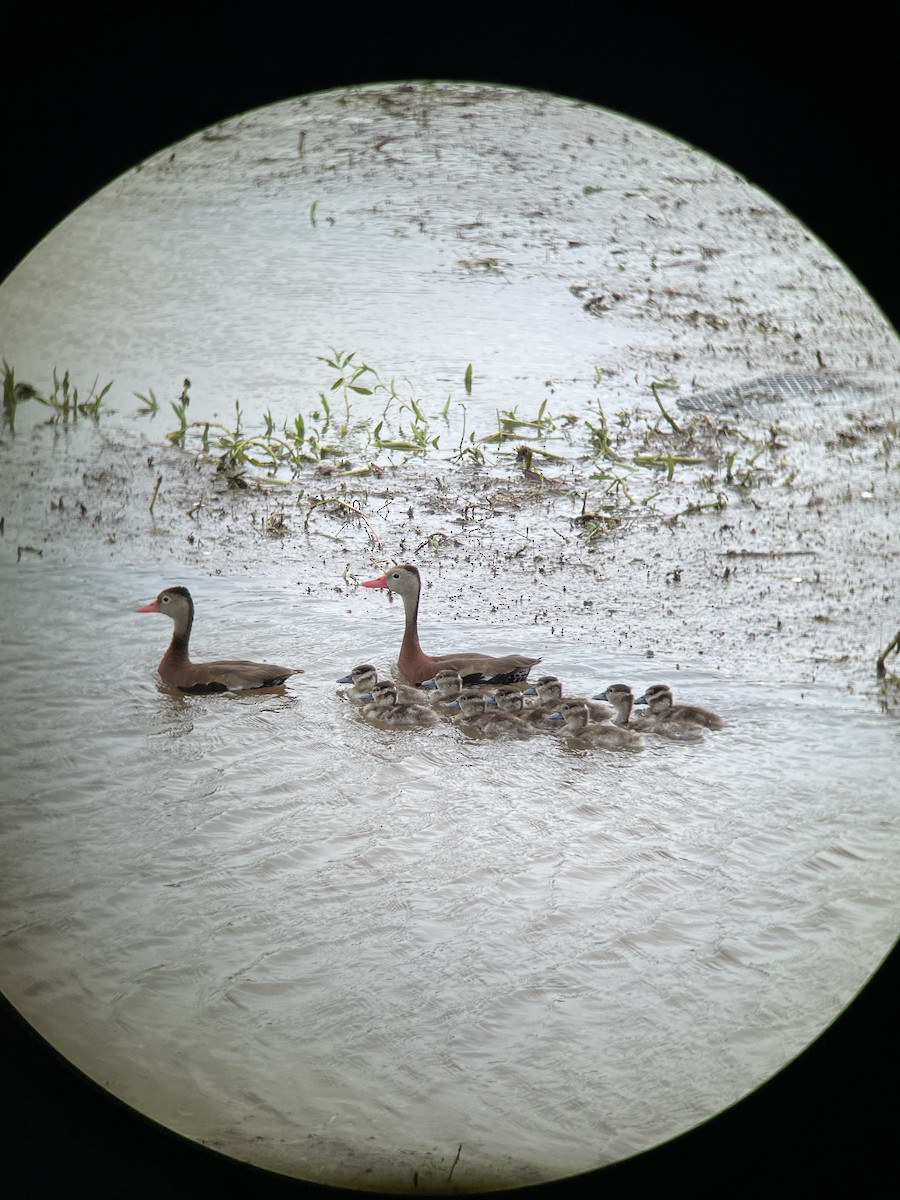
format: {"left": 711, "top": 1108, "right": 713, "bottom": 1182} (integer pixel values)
{"left": 419, "top": 667, "right": 481, "bottom": 708}
{"left": 553, "top": 700, "right": 644, "bottom": 750}
{"left": 337, "top": 663, "right": 423, "bottom": 705}
{"left": 135, "top": 586, "right": 302, "bottom": 693}
{"left": 634, "top": 684, "right": 725, "bottom": 730}
{"left": 593, "top": 682, "right": 640, "bottom": 727}
{"left": 359, "top": 680, "right": 438, "bottom": 727}
{"left": 526, "top": 675, "right": 613, "bottom": 722}
{"left": 361, "top": 564, "right": 541, "bottom": 686}
{"left": 445, "top": 689, "right": 532, "bottom": 739}
{"left": 492, "top": 684, "right": 560, "bottom": 732}
{"left": 595, "top": 682, "right": 703, "bottom": 740}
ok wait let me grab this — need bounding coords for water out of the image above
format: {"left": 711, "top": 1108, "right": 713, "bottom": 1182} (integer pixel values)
{"left": 1, "top": 559, "right": 897, "bottom": 1191}
{"left": 3, "top": 83, "right": 896, "bottom": 442}
{"left": 1, "top": 79, "right": 899, "bottom": 1192}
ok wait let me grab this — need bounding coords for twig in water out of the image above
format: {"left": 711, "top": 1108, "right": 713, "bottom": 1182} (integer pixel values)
{"left": 149, "top": 474, "right": 163, "bottom": 516}
{"left": 304, "top": 496, "right": 383, "bottom": 546}
{"left": 876, "top": 630, "right": 900, "bottom": 679}
{"left": 650, "top": 382, "right": 682, "bottom": 434}
{"left": 447, "top": 1144, "right": 462, "bottom": 1183}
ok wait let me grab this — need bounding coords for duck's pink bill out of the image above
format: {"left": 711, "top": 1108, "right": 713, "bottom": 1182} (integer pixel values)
{"left": 135, "top": 600, "right": 161, "bottom": 612}
{"left": 361, "top": 575, "right": 388, "bottom": 588}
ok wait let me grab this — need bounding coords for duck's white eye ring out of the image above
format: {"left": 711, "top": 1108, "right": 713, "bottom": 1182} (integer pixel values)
{"left": 161, "top": 594, "right": 170, "bottom": 604}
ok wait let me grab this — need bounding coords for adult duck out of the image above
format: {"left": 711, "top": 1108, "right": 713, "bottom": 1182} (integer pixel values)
{"left": 361, "top": 564, "right": 541, "bottom": 686}
{"left": 635, "top": 684, "right": 725, "bottom": 730}
{"left": 552, "top": 700, "right": 644, "bottom": 750}
{"left": 360, "top": 680, "right": 438, "bottom": 727}
{"left": 338, "top": 664, "right": 423, "bottom": 705}
{"left": 136, "top": 586, "right": 302, "bottom": 693}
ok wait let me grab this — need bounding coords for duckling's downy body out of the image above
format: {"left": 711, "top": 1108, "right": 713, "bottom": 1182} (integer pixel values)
{"left": 527, "top": 676, "right": 613, "bottom": 722}
{"left": 338, "top": 663, "right": 422, "bottom": 705}
{"left": 421, "top": 668, "right": 479, "bottom": 707}
{"left": 360, "top": 680, "right": 437, "bottom": 727}
{"left": 635, "top": 684, "right": 725, "bottom": 731}
{"left": 136, "top": 586, "right": 301, "bottom": 693}
{"left": 448, "top": 690, "right": 532, "bottom": 739}
{"left": 596, "top": 683, "right": 704, "bottom": 740}
{"left": 493, "top": 685, "right": 560, "bottom": 732}
{"left": 555, "top": 700, "right": 644, "bottom": 750}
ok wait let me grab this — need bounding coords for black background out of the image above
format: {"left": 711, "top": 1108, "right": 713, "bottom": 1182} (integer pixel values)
{"left": 2, "top": 7, "right": 897, "bottom": 1198}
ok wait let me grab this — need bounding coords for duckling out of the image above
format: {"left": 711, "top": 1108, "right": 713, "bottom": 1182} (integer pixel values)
{"left": 634, "top": 684, "right": 725, "bottom": 730}
{"left": 446, "top": 689, "right": 532, "bottom": 739}
{"left": 596, "top": 682, "right": 703, "bottom": 740}
{"left": 493, "top": 685, "right": 561, "bottom": 732}
{"left": 593, "top": 682, "right": 638, "bottom": 727}
{"left": 360, "top": 680, "right": 437, "bottom": 727}
{"left": 421, "top": 667, "right": 468, "bottom": 704}
{"left": 526, "top": 675, "right": 613, "bottom": 722}
{"left": 338, "top": 663, "right": 423, "bottom": 705}
{"left": 595, "top": 681, "right": 710, "bottom": 734}
{"left": 554, "top": 700, "right": 644, "bottom": 750}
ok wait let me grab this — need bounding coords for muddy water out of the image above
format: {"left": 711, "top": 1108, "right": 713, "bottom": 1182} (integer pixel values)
{"left": 1, "top": 80, "right": 899, "bottom": 1193}
{"left": 3, "top": 83, "right": 895, "bottom": 437}
{"left": 1, "top": 559, "right": 897, "bottom": 1191}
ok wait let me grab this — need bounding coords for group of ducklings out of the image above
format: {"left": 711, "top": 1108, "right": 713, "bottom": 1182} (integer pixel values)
{"left": 337, "top": 665, "right": 724, "bottom": 750}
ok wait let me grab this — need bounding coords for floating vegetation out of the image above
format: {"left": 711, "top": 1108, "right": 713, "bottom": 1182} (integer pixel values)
{"left": 38, "top": 368, "right": 112, "bottom": 423}
{"left": 2, "top": 351, "right": 831, "bottom": 552}
{"left": 876, "top": 631, "right": 900, "bottom": 681}
{"left": 2, "top": 360, "right": 40, "bottom": 431}
{"left": 3, "top": 362, "right": 111, "bottom": 428}
{"left": 303, "top": 495, "right": 383, "bottom": 546}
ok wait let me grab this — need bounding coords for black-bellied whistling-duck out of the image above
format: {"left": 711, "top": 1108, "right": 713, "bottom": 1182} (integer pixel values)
{"left": 359, "top": 680, "right": 438, "bottom": 727}
{"left": 552, "top": 700, "right": 644, "bottom": 750}
{"left": 338, "top": 664, "right": 423, "bottom": 705}
{"left": 492, "top": 685, "right": 560, "bottom": 732}
{"left": 360, "top": 564, "right": 541, "bottom": 687}
{"left": 634, "top": 684, "right": 725, "bottom": 730}
{"left": 526, "top": 675, "right": 613, "bottom": 722}
{"left": 445, "top": 689, "right": 532, "bottom": 739}
{"left": 136, "top": 586, "right": 302, "bottom": 693}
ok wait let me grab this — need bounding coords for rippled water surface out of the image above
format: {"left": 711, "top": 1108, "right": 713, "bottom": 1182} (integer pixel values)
{"left": 2, "top": 79, "right": 899, "bottom": 1193}
{"left": 1, "top": 560, "right": 897, "bottom": 1191}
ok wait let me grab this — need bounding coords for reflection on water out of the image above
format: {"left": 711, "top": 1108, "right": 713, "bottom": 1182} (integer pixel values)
{"left": 1, "top": 561, "right": 898, "bottom": 1191}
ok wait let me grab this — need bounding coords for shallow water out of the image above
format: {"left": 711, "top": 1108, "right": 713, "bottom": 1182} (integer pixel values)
{"left": 1, "top": 559, "right": 897, "bottom": 1191}
{"left": 3, "top": 83, "right": 895, "bottom": 444}
{"left": 1, "top": 80, "right": 899, "bottom": 1192}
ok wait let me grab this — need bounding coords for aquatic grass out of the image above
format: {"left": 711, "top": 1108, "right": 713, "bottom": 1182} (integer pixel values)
{"left": 1, "top": 360, "right": 40, "bottom": 431}
{"left": 876, "top": 631, "right": 899, "bottom": 680}
{"left": 33, "top": 368, "right": 113, "bottom": 424}
{"left": 148, "top": 474, "right": 163, "bottom": 515}
{"left": 134, "top": 388, "right": 160, "bottom": 416}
